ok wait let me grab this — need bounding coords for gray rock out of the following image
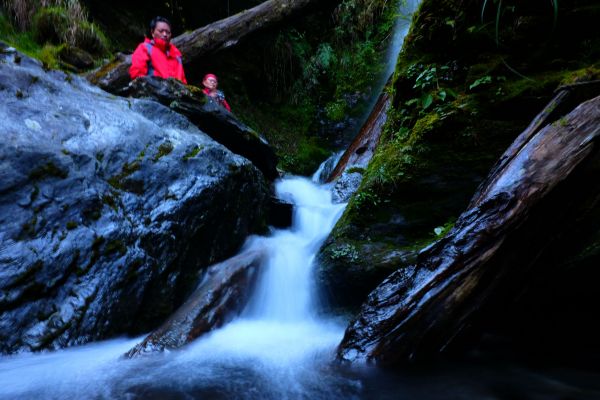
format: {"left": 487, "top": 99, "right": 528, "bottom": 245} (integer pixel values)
{"left": 0, "top": 43, "right": 270, "bottom": 354}
{"left": 123, "top": 76, "right": 280, "bottom": 181}
{"left": 125, "top": 248, "right": 265, "bottom": 357}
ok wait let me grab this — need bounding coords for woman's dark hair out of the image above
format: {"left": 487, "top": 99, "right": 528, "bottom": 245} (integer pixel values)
{"left": 149, "top": 16, "right": 171, "bottom": 35}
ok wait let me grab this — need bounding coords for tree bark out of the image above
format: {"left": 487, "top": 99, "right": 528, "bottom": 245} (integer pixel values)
{"left": 337, "top": 93, "right": 600, "bottom": 366}
{"left": 87, "top": 0, "right": 321, "bottom": 92}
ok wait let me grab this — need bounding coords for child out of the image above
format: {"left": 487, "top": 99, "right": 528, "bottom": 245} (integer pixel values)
{"left": 202, "top": 73, "right": 231, "bottom": 112}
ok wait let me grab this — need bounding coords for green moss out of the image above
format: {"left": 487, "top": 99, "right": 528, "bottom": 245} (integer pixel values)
{"left": 183, "top": 145, "right": 203, "bottom": 161}
{"left": 328, "top": 243, "right": 359, "bottom": 262}
{"left": 558, "top": 66, "right": 600, "bottom": 86}
{"left": 102, "top": 193, "right": 118, "bottom": 212}
{"left": 409, "top": 112, "right": 441, "bottom": 144}
{"left": 28, "top": 162, "right": 68, "bottom": 181}
{"left": 153, "top": 141, "right": 174, "bottom": 162}
{"left": 108, "top": 161, "right": 143, "bottom": 193}
{"left": 346, "top": 167, "right": 365, "bottom": 174}
{"left": 105, "top": 239, "right": 126, "bottom": 256}
{"left": 279, "top": 136, "right": 330, "bottom": 176}
{"left": 498, "top": 70, "right": 566, "bottom": 103}
{"left": 66, "top": 221, "right": 78, "bottom": 230}
{"left": 325, "top": 99, "right": 347, "bottom": 122}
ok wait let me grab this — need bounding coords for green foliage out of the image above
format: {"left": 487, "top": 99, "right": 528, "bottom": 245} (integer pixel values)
{"left": 325, "top": 99, "right": 347, "bottom": 122}
{"left": 1, "top": 0, "right": 110, "bottom": 67}
{"left": 279, "top": 136, "right": 330, "bottom": 176}
{"left": 405, "top": 63, "right": 458, "bottom": 112}
{"left": 432, "top": 218, "right": 456, "bottom": 238}
{"left": 69, "top": 20, "right": 109, "bottom": 55}
{"left": 32, "top": 6, "right": 68, "bottom": 44}
{"left": 468, "top": 75, "right": 492, "bottom": 90}
{"left": 353, "top": 189, "right": 381, "bottom": 209}
{"left": 329, "top": 243, "right": 359, "bottom": 262}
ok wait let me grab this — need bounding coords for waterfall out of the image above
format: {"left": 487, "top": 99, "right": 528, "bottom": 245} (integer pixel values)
{"left": 244, "top": 177, "right": 346, "bottom": 320}
{"left": 0, "top": 2, "right": 422, "bottom": 397}
{"left": 0, "top": 174, "right": 351, "bottom": 399}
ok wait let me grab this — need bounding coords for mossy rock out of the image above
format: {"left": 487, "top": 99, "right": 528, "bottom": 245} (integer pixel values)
{"left": 317, "top": 0, "right": 600, "bottom": 311}
{"left": 58, "top": 45, "right": 94, "bottom": 70}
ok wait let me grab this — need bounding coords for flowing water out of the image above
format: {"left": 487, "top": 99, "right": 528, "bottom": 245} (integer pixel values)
{"left": 2, "top": 0, "right": 600, "bottom": 397}
{"left": 0, "top": 175, "right": 353, "bottom": 399}
{"left": 3, "top": 174, "right": 599, "bottom": 400}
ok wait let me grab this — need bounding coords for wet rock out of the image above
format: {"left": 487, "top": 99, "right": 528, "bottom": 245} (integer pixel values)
{"left": 57, "top": 46, "right": 95, "bottom": 71}
{"left": 267, "top": 197, "right": 293, "bottom": 229}
{"left": 331, "top": 172, "right": 363, "bottom": 203}
{"left": 124, "top": 76, "right": 279, "bottom": 181}
{"left": 0, "top": 43, "right": 270, "bottom": 354}
{"left": 125, "top": 249, "right": 265, "bottom": 357}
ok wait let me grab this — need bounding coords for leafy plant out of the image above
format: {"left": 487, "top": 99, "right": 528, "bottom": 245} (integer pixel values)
{"left": 329, "top": 243, "right": 359, "bottom": 262}
{"left": 469, "top": 75, "right": 492, "bottom": 90}
{"left": 405, "top": 63, "right": 458, "bottom": 111}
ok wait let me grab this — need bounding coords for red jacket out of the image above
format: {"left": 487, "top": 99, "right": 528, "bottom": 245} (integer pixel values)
{"left": 129, "top": 38, "right": 187, "bottom": 84}
{"left": 202, "top": 88, "right": 231, "bottom": 112}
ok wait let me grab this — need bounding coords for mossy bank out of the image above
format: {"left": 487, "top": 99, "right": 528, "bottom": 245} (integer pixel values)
{"left": 317, "top": 0, "right": 600, "bottom": 311}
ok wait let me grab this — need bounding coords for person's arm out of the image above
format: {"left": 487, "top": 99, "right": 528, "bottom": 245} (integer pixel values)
{"left": 222, "top": 98, "right": 231, "bottom": 112}
{"left": 129, "top": 44, "right": 149, "bottom": 80}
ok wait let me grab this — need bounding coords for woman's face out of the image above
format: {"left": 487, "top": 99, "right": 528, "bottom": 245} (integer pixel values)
{"left": 203, "top": 77, "right": 218, "bottom": 91}
{"left": 152, "top": 21, "right": 172, "bottom": 44}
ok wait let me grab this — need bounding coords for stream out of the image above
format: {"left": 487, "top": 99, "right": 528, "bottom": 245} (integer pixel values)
{"left": 2, "top": 173, "right": 600, "bottom": 399}
{"left": 1, "top": 0, "right": 600, "bottom": 398}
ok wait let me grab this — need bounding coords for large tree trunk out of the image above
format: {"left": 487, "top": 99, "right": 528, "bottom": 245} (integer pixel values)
{"left": 87, "top": 0, "right": 321, "bottom": 92}
{"left": 337, "top": 92, "right": 600, "bottom": 366}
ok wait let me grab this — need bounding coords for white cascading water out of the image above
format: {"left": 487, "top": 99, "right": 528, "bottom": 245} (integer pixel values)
{"left": 0, "top": 174, "right": 352, "bottom": 399}
{"left": 0, "top": 1, "right": 422, "bottom": 396}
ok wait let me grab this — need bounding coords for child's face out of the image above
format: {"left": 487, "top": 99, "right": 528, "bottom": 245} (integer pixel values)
{"left": 203, "top": 77, "right": 218, "bottom": 90}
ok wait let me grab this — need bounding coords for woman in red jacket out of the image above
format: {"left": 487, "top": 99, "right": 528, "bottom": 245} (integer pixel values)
{"left": 202, "top": 73, "right": 231, "bottom": 112}
{"left": 129, "top": 16, "right": 187, "bottom": 84}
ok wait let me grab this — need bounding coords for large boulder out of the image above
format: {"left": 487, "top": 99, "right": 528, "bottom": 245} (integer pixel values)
{"left": 0, "top": 43, "right": 270, "bottom": 354}
{"left": 124, "top": 76, "right": 279, "bottom": 181}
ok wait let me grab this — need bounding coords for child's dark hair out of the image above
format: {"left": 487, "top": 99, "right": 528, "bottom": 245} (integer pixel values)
{"left": 149, "top": 16, "right": 171, "bottom": 36}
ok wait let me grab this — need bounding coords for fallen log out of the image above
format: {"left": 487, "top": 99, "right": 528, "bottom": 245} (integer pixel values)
{"left": 337, "top": 93, "right": 600, "bottom": 366}
{"left": 87, "top": 0, "right": 321, "bottom": 92}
